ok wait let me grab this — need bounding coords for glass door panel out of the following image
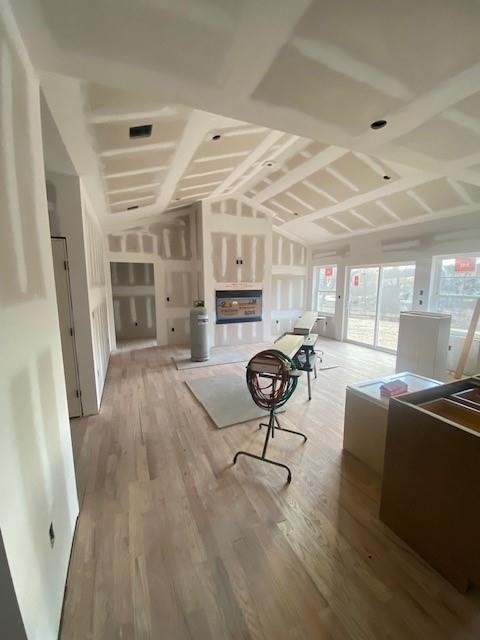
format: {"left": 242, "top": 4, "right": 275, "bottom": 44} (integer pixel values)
{"left": 346, "top": 267, "right": 379, "bottom": 345}
{"left": 377, "top": 264, "right": 416, "bottom": 350}
{"left": 346, "top": 263, "right": 416, "bottom": 352}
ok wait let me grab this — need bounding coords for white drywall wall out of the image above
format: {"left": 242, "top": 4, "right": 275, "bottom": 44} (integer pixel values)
{"left": 0, "top": 4, "right": 79, "bottom": 640}
{"left": 201, "top": 197, "right": 308, "bottom": 347}
{"left": 43, "top": 97, "right": 110, "bottom": 413}
{"left": 106, "top": 205, "right": 201, "bottom": 348}
{"left": 81, "top": 187, "right": 110, "bottom": 403}
{"left": 271, "top": 229, "right": 309, "bottom": 338}
{"left": 201, "top": 198, "right": 272, "bottom": 347}
{"left": 308, "top": 212, "right": 480, "bottom": 366}
{"left": 45, "top": 171, "right": 99, "bottom": 414}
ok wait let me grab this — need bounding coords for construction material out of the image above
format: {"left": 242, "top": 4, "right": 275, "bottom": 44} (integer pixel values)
{"left": 173, "top": 347, "right": 249, "bottom": 370}
{"left": 186, "top": 374, "right": 280, "bottom": 428}
{"left": 190, "top": 300, "right": 209, "bottom": 362}
{"left": 380, "top": 376, "right": 480, "bottom": 592}
{"left": 293, "top": 311, "right": 317, "bottom": 335}
{"left": 272, "top": 333, "right": 304, "bottom": 359}
{"left": 343, "top": 372, "right": 441, "bottom": 476}
{"left": 233, "top": 350, "right": 306, "bottom": 483}
{"left": 379, "top": 379, "right": 408, "bottom": 398}
{"left": 396, "top": 312, "right": 451, "bottom": 380}
{"left": 454, "top": 298, "right": 480, "bottom": 379}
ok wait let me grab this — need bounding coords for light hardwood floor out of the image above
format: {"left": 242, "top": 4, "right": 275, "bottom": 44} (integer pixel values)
{"left": 62, "top": 339, "right": 480, "bottom": 639}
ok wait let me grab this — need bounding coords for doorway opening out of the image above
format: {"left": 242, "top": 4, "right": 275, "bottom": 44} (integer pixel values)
{"left": 345, "top": 263, "right": 416, "bottom": 353}
{"left": 110, "top": 262, "right": 157, "bottom": 350}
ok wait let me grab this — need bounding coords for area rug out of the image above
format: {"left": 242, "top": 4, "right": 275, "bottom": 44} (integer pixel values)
{"left": 186, "top": 373, "right": 283, "bottom": 428}
{"left": 173, "top": 348, "right": 250, "bottom": 370}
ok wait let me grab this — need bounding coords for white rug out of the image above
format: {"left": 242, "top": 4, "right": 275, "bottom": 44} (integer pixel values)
{"left": 186, "top": 374, "right": 282, "bottom": 428}
{"left": 173, "top": 348, "right": 250, "bottom": 370}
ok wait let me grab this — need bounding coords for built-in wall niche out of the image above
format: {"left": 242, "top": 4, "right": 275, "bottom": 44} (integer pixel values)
{"left": 216, "top": 289, "right": 263, "bottom": 324}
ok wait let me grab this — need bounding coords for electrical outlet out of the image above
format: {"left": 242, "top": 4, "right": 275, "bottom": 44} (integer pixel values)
{"left": 49, "top": 523, "right": 55, "bottom": 548}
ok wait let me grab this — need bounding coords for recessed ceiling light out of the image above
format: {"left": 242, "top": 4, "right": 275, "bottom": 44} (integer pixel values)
{"left": 212, "top": 134, "right": 221, "bottom": 141}
{"left": 383, "top": 175, "right": 391, "bottom": 180}
{"left": 129, "top": 124, "right": 153, "bottom": 139}
{"left": 371, "top": 119, "right": 387, "bottom": 130}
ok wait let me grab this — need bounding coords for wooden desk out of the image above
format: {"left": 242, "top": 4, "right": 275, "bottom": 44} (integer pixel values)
{"left": 343, "top": 372, "right": 441, "bottom": 476}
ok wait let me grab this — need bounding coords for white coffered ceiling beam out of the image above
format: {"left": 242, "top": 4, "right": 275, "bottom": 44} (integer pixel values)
{"left": 99, "top": 140, "right": 175, "bottom": 157}
{"left": 209, "top": 130, "right": 285, "bottom": 198}
{"left": 283, "top": 172, "right": 435, "bottom": 228}
{"left": 107, "top": 182, "right": 162, "bottom": 195}
{"left": 104, "top": 165, "right": 167, "bottom": 179}
{"left": 154, "top": 110, "right": 239, "bottom": 212}
{"left": 447, "top": 178, "right": 473, "bottom": 204}
{"left": 292, "top": 36, "right": 411, "bottom": 101}
{"left": 218, "top": 0, "right": 312, "bottom": 97}
{"left": 406, "top": 190, "right": 432, "bottom": 214}
{"left": 105, "top": 203, "right": 195, "bottom": 233}
{"left": 358, "top": 62, "right": 480, "bottom": 153}
{"left": 234, "top": 137, "right": 307, "bottom": 195}
{"left": 109, "top": 194, "right": 154, "bottom": 207}
{"left": 179, "top": 180, "right": 222, "bottom": 192}
{"left": 325, "top": 166, "right": 359, "bottom": 192}
{"left": 318, "top": 203, "right": 480, "bottom": 242}
{"left": 256, "top": 146, "right": 348, "bottom": 202}
{"left": 89, "top": 105, "right": 180, "bottom": 124}
{"left": 182, "top": 166, "right": 232, "bottom": 181}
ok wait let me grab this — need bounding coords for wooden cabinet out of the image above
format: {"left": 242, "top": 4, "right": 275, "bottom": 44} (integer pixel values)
{"left": 380, "top": 376, "right": 480, "bottom": 592}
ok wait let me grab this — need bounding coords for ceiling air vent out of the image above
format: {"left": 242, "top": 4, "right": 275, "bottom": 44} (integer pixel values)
{"left": 127, "top": 205, "right": 139, "bottom": 210}
{"left": 129, "top": 124, "right": 152, "bottom": 139}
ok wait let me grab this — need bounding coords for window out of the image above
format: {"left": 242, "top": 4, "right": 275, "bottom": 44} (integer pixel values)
{"left": 314, "top": 265, "right": 337, "bottom": 314}
{"left": 431, "top": 255, "right": 480, "bottom": 334}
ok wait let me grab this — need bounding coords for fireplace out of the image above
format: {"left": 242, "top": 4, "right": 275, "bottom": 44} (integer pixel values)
{"left": 215, "top": 289, "right": 263, "bottom": 324}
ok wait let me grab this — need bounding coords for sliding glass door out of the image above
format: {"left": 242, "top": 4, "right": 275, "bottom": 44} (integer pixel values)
{"left": 346, "top": 263, "right": 415, "bottom": 352}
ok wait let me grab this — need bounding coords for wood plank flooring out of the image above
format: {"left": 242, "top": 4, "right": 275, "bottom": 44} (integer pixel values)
{"left": 62, "top": 339, "right": 480, "bottom": 639}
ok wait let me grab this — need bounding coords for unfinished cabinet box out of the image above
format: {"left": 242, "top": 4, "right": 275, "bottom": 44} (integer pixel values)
{"left": 380, "top": 376, "right": 480, "bottom": 592}
{"left": 395, "top": 312, "right": 451, "bottom": 380}
{"left": 343, "top": 372, "right": 441, "bottom": 476}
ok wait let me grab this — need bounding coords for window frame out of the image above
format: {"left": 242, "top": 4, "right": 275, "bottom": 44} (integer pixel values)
{"left": 430, "top": 252, "right": 480, "bottom": 337}
{"left": 312, "top": 264, "right": 338, "bottom": 315}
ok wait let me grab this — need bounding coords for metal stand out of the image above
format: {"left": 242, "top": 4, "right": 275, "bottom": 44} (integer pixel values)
{"left": 233, "top": 406, "right": 307, "bottom": 483}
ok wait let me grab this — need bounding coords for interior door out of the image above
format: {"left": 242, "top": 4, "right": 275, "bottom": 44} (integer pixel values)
{"left": 51, "top": 238, "right": 82, "bottom": 417}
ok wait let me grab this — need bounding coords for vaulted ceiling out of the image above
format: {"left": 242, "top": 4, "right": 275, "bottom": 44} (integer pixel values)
{"left": 17, "top": 0, "right": 480, "bottom": 244}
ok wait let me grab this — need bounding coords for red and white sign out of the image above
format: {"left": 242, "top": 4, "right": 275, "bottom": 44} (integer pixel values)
{"left": 353, "top": 274, "right": 360, "bottom": 287}
{"left": 454, "top": 257, "right": 476, "bottom": 273}
{"left": 324, "top": 266, "right": 333, "bottom": 277}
